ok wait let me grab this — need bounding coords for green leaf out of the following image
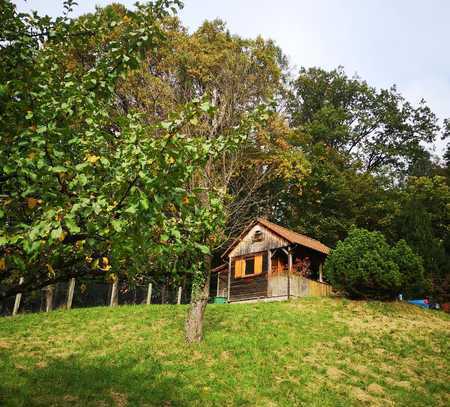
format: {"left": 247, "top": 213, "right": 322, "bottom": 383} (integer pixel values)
{"left": 140, "top": 194, "right": 149, "bottom": 210}
{"left": 125, "top": 205, "right": 137, "bottom": 214}
{"left": 51, "top": 166, "right": 67, "bottom": 173}
{"left": 111, "top": 220, "right": 123, "bottom": 232}
{"left": 50, "top": 226, "right": 63, "bottom": 240}
{"left": 65, "top": 217, "right": 80, "bottom": 234}
{"left": 196, "top": 244, "right": 210, "bottom": 255}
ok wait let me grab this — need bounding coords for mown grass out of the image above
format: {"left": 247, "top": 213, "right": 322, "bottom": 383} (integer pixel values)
{"left": 0, "top": 298, "right": 449, "bottom": 406}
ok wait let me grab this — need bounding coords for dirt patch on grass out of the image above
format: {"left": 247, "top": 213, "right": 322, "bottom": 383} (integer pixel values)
{"left": 0, "top": 340, "right": 11, "bottom": 349}
{"left": 351, "top": 387, "right": 379, "bottom": 404}
{"left": 110, "top": 391, "right": 128, "bottom": 407}
{"left": 351, "top": 364, "right": 370, "bottom": 375}
{"left": 63, "top": 395, "right": 79, "bottom": 403}
{"left": 368, "top": 383, "right": 385, "bottom": 395}
{"left": 326, "top": 367, "right": 344, "bottom": 380}
{"left": 351, "top": 386, "right": 393, "bottom": 406}
{"left": 385, "top": 377, "right": 412, "bottom": 389}
{"left": 337, "top": 336, "right": 353, "bottom": 347}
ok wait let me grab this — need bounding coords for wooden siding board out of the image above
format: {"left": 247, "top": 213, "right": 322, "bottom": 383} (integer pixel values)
{"left": 229, "top": 224, "right": 289, "bottom": 258}
{"left": 229, "top": 258, "right": 269, "bottom": 301}
{"left": 268, "top": 272, "right": 332, "bottom": 298}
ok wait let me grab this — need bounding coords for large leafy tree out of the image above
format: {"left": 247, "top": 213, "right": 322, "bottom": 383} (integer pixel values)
{"left": 388, "top": 176, "right": 450, "bottom": 301}
{"left": 268, "top": 66, "right": 442, "bottom": 246}
{"left": 0, "top": 0, "right": 193, "bottom": 298}
{"left": 287, "top": 66, "right": 439, "bottom": 175}
{"left": 0, "top": 2, "right": 255, "bottom": 298}
{"left": 0, "top": 1, "right": 272, "bottom": 344}
{"left": 103, "top": 16, "right": 299, "bottom": 340}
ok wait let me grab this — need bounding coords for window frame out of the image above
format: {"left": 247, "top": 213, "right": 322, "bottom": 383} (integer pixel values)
{"left": 234, "top": 252, "right": 266, "bottom": 279}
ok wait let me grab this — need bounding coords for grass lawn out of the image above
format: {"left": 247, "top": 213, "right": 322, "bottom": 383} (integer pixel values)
{"left": 0, "top": 297, "right": 449, "bottom": 406}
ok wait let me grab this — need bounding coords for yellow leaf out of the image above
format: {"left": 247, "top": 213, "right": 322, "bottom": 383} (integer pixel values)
{"left": 0, "top": 258, "right": 5, "bottom": 271}
{"left": 59, "top": 231, "right": 67, "bottom": 242}
{"left": 27, "top": 197, "right": 39, "bottom": 209}
{"left": 47, "top": 263, "right": 55, "bottom": 277}
{"left": 102, "top": 257, "right": 109, "bottom": 265}
{"left": 86, "top": 154, "right": 100, "bottom": 164}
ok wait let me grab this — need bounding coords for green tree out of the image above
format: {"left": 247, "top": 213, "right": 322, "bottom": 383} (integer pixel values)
{"left": 107, "top": 16, "right": 294, "bottom": 341}
{"left": 389, "top": 176, "right": 450, "bottom": 301}
{"left": 287, "top": 67, "right": 439, "bottom": 175}
{"left": 324, "top": 228, "right": 402, "bottom": 300}
{"left": 390, "top": 239, "right": 428, "bottom": 298}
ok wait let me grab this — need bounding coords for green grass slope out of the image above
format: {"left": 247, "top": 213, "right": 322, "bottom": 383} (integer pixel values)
{"left": 0, "top": 298, "right": 449, "bottom": 406}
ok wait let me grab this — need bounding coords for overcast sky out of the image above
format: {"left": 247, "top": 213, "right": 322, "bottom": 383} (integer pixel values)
{"left": 13, "top": 0, "right": 450, "bottom": 153}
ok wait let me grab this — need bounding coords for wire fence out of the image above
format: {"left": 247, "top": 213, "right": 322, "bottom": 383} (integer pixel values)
{"left": 0, "top": 278, "right": 191, "bottom": 317}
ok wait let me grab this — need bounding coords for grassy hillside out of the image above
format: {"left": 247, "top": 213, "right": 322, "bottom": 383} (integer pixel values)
{"left": 0, "top": 298, "right": 449, "bottom": 407}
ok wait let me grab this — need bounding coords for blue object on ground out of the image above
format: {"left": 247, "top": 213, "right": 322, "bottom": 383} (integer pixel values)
{"left": 408, "top": 299, "right": 430, "bottom": 309}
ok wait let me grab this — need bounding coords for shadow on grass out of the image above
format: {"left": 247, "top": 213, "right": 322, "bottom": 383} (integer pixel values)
{"left": 0, "top": 352, "right": 201, "bottom": 406}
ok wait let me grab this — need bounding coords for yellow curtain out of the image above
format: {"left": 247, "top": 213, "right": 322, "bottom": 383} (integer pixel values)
{"left": 254, "top": 254, "right": 262, "bottom": 275}
{"left": 235, "top": 258, "right": 244, "bottom": 278}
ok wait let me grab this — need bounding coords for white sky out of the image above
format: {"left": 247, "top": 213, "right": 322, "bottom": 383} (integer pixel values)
{"left": 13, "top": 0, "right": 450, "bottom": 154}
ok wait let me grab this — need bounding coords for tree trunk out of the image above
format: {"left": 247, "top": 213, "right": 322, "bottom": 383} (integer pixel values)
{"left": 185, "top": 255, "right": 211, "bottom": 343}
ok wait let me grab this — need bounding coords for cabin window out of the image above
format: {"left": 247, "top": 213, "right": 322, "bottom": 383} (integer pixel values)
{"left": 245, "top": 257, "right": 255, "bottom": 275}
{"left": 235, "top": 254, "right": 263, "bottom": 278}
{"left": 252, "top": 230, "right": 263, "bottom": 242}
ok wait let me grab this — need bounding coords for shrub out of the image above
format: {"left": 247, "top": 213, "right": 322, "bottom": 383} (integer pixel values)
{"left": 390, "top": 239, "right": 428, "bottom": 298}
{"left": 324, "top": 228, "right": 403, "bottom": 299}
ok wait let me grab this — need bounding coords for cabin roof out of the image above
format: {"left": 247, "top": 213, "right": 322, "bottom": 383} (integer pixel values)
{"left": 223, "top": 218, "right": 330, "bottom": 257}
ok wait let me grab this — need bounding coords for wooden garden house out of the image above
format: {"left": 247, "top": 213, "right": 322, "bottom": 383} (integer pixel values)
{"left": 211, "top": 218, "right": 332, "bottom": 303}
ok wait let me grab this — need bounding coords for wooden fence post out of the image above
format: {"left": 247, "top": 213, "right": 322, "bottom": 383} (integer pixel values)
{"left": 146, "top": 283, "right": 152, "bottom": 305}
{"left": 110, "top": 279, "right": 118, "bottom": 307}
{"left": 227, "top": 259, "right": 231, "bottom": 302}
{"left": 12, "top": 277, "right": 24, "bottom": 316}
{"left": 287, "top": 249, "right": 292, "bottom": 300}
{"left": 66, "top": 278, "right": 76, "bottom": 310}
{"left": 177, "top": 286, "right": 182, "bottom": 305}
{"left": 45, "top": 284, "right": 55, "bottom": 312}
{"left": 161, "top": 282, "right": 167, "bottom": 304}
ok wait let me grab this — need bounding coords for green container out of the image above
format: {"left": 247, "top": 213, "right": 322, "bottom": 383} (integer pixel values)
{"left": 212, "top": 296, "right": 227, "bottom": 304}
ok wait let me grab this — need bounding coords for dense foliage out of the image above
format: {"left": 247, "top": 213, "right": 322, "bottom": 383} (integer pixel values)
{"left": 324, "top": 228, "right": 426, "bottom": 300}
{"left": 0, "top": 1, "right": 269, "bottom": 305}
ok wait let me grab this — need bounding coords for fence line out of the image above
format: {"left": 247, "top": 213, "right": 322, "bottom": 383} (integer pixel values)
{"left": 1, "top": 279, "right": 189, "bottom": 317}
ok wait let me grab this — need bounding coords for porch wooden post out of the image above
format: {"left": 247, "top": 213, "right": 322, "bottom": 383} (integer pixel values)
{"left": 319, "top": 262, "right": 324, "bottom": 283}
{"left": 267, "top": 250, "right": 272, "bottom": 298}
{"left": 66, "top": 278, "right": 76, "bottom": 310}
{"left": 146, "top": 283, "right": 152, "bottom": 305}
{"left": 227, "top": 258, "right": 232, "bottom": 302}
{"left": 12, "top": 277, "right": 24, "bottom": 316}
{"left": 287, "top": 248, "right": 292, "bottom": 300}
{"left": 216, "top": 271, "right": 220, "bottom": 297}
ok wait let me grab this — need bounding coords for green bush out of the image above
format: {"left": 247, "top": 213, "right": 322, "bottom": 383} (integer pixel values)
{"left": 324, "top": 228, "right": 424, "bottom": 300}
{"left": 390, "top": 239, "right": 428, "bottom": 298}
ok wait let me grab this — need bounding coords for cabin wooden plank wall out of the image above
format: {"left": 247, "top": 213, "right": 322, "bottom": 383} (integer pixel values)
{"left": 229, "top": 224, "right": 288, "bottom": 258}
{"left": 268, "top": 272, "right": 332, "bottom": 298}
{"left": 229, "top": 253, "right": 269, "bottom": 302}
